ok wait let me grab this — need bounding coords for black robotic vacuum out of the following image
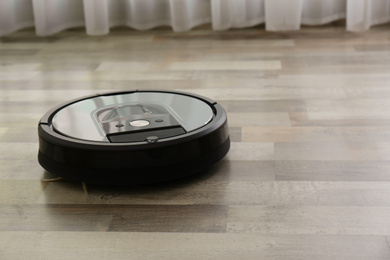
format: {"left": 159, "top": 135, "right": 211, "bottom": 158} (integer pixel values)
{"left": 38, "top": 90, "right": 230, "bottom": 185}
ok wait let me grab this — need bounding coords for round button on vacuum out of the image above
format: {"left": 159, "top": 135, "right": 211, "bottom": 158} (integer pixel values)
{"left": 146, "top": 136, "right": 158, "bottom": 143}
{"left": 130, "top": 120, "right": 150, "bottom": 127}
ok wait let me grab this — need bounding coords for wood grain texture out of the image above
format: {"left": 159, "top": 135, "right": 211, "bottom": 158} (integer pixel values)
{"left": 0, "top": 231, "right": 389, "bottom": 260}
{"left": 0, "top": 204, "right": 228, "bottom": 233}
{"left": 274, "top": 142, "right": 351, "bottom": 161}
{"left": 36, "top": 181, "right": 390, "bottom": 207}
{"left": 226, "top": 142, "right": 274, "bottom": 160}
{"left": 169, "top": 61, "right": 282, "bottom": 71}
{"left": 1, "top": 25, "right": 390, "bottom": 259}
{"left": 228, "top": 112, "right": 291, "bottom": 127}
{"left": 227, "top": 127, "right": 242, "bottom": 142}
{"left": 0, "top": 49, "right": 39, "bottom": 55}
{"left": 290, "top": 111, "right": 390, "bottom": 126}
{"left": 227, "top": 205, "right": 390, "bottom": 235}
{"left": 242, "top": 126, "right": 390, "bottom": 142}
{"left": 219, "top": 100, "right": 306, "bottom": 113}
{"left": 275, "top": 161, "right": 390, "bottom": 181}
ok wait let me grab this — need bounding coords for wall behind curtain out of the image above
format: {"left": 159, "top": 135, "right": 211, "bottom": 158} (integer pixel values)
{"left": 1, "top": 0, "right": 389, "bottom": 36}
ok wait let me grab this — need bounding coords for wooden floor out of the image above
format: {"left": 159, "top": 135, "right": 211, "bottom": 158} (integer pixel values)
{"left": 1, "top": 23, "right": 390, "bottom": 259}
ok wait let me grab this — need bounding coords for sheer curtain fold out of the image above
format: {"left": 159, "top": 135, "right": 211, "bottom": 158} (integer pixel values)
{"left": 265, "top": 0, "right": 303, "bottom": 31}
{"left": 0, "top": 0, "right": 389, "bottom": 36}
{"left": 0, "top": 0, "right": 34, "bottom": 36}
{"left": 347, "top": 0, "right": 390, "bottom": 31}
{"left": 83, "top": 0, "right": 211, "bottom": 35}
{"left": 211, "top": 0, "right": 265, "bottom": 30}
{"left": 32, "top": 0, "right": 85, "bottom": 36}
{"left": 83, "top": 0, "right": 109, "bottom": 35}
{"left": 169, "top": 0, "right": 211, "bottom": 32}
{"left": 302, "top": 0, "right": 346, "bottom": 25}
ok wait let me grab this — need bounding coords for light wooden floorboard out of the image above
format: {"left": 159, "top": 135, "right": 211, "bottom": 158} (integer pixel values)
{"left": 0, "top": 232, "right": 389, "bottom": 260}
{"left": 1, "top": 25, "right": 390, "bottom": 258}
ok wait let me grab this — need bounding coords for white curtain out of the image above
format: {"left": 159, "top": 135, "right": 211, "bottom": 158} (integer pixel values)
{"left": 83, "top": 0, "right": 211, "bottom": 35}
{"left": 0, "top": 0, "right": 35, "bottom": 36}
{"left": 347, "top": 0, "right": 390, "bottom": 31}
{"left": 302, "top": 0, "right": 346, "bottom": 25}
{"left": 211, "top": 0, "right": 266, "bottom": 30}
{"left": 1, "top": 0, "right": 389, "bottom": 36}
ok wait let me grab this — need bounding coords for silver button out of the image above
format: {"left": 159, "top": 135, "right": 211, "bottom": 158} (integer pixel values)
{"left": 146, "top": 136, "right": 158, "bottom": 143}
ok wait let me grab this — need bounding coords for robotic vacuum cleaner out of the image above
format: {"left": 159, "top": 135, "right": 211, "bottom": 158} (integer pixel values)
{"left": 38, "top": 90, "right": 230, "bottom": 185}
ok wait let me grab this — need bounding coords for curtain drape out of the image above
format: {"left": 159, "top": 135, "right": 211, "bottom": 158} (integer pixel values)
{"left": 1, "top": 0, "right": 389, "bottom": 37}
